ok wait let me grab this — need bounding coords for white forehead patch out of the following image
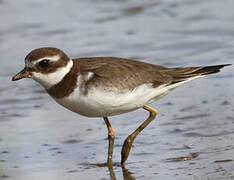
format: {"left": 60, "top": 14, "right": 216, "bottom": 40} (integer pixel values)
{"left": 25, "top": 59, "right": 34, "bottom": 68}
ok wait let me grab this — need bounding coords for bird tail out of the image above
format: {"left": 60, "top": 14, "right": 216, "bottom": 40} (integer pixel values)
{"left": 167, "top": 64, "right": 231, "bottom": 84}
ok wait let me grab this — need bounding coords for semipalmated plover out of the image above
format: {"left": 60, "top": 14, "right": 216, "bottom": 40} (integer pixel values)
{"left": 12, "top": 47, "right": 231, "bottom": 166}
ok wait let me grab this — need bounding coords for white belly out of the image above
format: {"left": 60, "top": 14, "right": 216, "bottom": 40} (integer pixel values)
{"left": 52, "top": 75, "right": 200, "bottom": 117}
{"left": 53, "top": 83, "right": 171, "bottom": 117}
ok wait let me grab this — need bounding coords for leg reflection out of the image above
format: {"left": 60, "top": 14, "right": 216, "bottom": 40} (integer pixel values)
{"left": 122, "top": 165, "right": 135, "bottom": 180}
{"left": 91, "top": 163, "right": 135, "bottom": 179}
{"left": 106, "top": 163, "right": 135, "bottom": 180}
{"left": 107, "top": 164, "right": 116, "bottom": 180}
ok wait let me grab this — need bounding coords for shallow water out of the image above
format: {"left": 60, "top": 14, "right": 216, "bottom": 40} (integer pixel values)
{"left": 0, "top": 0, "right": 234, "bottom": 179}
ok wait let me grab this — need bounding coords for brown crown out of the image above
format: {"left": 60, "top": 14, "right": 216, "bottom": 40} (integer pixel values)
{"left": 25, "top": 47, "right": 69, "bottom": 62}
{"left": 25, "top": 47, "right": 71, "bottom": 74}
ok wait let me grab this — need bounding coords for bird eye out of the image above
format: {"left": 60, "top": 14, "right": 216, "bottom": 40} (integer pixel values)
{"left": 39, "top": 59, "right": 49, "bottom": 68}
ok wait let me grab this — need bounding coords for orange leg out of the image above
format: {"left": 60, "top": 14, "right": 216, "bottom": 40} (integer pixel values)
{"left": 121, "top": 105, "right": 158, "bottom": 166}
{"left": 103, "top": 117, "right": 115, "bottom": 167}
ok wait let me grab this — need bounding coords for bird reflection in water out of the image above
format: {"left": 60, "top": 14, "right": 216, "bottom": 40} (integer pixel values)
{"left": 92, "top": 163, "right": 135, "bottom": 180}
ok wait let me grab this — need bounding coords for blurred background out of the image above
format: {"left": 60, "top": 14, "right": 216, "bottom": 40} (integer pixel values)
{"left": 0, "top": 0, "right": 233, "bottom": 179}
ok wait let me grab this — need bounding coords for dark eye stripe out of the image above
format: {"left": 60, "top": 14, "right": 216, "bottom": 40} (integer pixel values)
{"left": 26, "top": 67, "right": 35, "bottom": 72}
{"left": 26, "top": 57, "right": 69, "bottom": 74}
{"left": 39, "top": 59, "right": 49, "bottom": 68}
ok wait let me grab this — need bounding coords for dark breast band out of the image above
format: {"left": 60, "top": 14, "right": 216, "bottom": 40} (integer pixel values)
{"left": 47, "top": 60, "right": 79, "bottom": 98}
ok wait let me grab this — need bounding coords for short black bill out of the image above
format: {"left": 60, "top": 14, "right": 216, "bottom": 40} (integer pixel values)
{"left": 12, "top": 68, "right": 31, "bottom": 81}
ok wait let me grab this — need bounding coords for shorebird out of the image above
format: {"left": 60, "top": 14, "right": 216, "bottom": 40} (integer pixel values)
{"left": 12, "top": 47, "right": 230, "bottom": 166}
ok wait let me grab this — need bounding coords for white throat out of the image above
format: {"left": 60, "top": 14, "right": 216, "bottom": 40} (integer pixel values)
{"left": 32, "top": 60, "right": 73, "bottom": 89}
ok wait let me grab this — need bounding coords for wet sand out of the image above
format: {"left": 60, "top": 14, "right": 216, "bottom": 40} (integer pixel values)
{"left": 0, "top": 0, "right": 234, "bottom": 179}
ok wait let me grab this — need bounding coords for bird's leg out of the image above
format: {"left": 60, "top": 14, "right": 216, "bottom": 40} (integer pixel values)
{"left": 121, "top": 105, "right": 158, "bottom": 166}
{"left": 103, "top": 117, "right": 115, "bottom": 167}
